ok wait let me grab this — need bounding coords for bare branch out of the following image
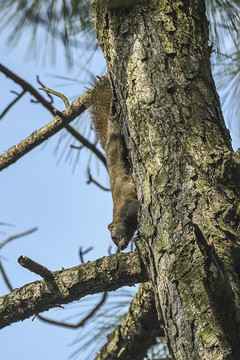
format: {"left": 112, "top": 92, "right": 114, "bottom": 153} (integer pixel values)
{"left": 37, "top": 292, "right": 108, "bottom": 329}
{"left": 0, "top": 251, "right": 147, "bottom": 329}
{"left": 0, "top": 222, "right": 14, "bottom": 227}
{"left": 79, "top": 246, "right": 94, "bottom": 264}
{"left": 40, "top": 87, "right": 70, "bottom": 109}
{"left": 66, "top": 124, "right": 107, "bottom": 168}
{"left": 0, "top": 103, "right": 84, "bottom": 172}
{"left": 18, "top": 256, "right": 54, "bottom": 281}
{"left": 0, "top": 90, "right": 26, "bottom": 119}
{"left": 1, "top": 245, "right": 107, "bottom": 330}
{"left": 95, "top": 282, "right": 164, "bottom": 360}
{"left": 87, "top": 168, "right": 110, "bottom": 191}
{"left": 0, "top": 227, "right": 37, "bottom": 249}
{"left": 0, "top": 261, "right": 13, "bottom": 291}
{"left": 1, "top": 247, "right": 107, "bottom": 330}
{"left": 0, "top": 63, "right": 56, "bottom": 115}
{"left": 0, "top": 64, "right": 108, "bottom": 170}
{"left": 36, "top": 76, "right": 54, "bottom": 104}
{"left": 70, "top": 144, "right": 84, "bottom": 150}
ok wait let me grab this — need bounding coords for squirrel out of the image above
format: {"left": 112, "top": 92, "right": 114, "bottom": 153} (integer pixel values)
{"left": 84, "top": 75, "right": 139, "bottom": 250}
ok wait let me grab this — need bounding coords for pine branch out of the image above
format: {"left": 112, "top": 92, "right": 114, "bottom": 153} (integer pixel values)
{"left": 0, "top": 106, "right": 79, "bottom": 171}
{"left": 0, "top": 251, "right": 147, "bottom": 330}
{"left": 0, "top": 64, "right": 56, "bottom": 115}
{"left": 0, "top": 64, "right": 107, "bottom": 171}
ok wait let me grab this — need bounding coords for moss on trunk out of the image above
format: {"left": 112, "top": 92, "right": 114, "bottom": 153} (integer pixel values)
{"left": 92, "top": 0, "right": 240, "bottom": 358}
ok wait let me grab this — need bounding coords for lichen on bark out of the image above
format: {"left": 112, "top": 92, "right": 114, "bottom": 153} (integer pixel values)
{"left": 92, "top": 0, "right": 240, "bottom": 358}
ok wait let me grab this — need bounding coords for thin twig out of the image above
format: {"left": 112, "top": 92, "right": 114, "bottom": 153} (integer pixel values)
{"left": 70, "top": 144, "right": 84, "bottom": 150}
{"left": 0, "top": 63, "right": 56, "bottom": 115}
{"left": 0, "top": 90, "right": 26, "bottom": 119}
{"left": 79, "top": 246, "right": 93, "bottom": 264}
{"left": 37, "top": 292, "right": 108, "bottom": 329}
{"left": 0, "top": 222, "right": 14, "bottom": 227}
{"left": 0, "top": 261, "right": 13, "bottom": 291}
{"left": 40, "top": 87, "right": 70, "bottom": 109}
{"left": 66, "top": 124, "right": 107, "bottom": 168}
{"left": 87, "top": 168, "right": 110, "bottom": 191}
{"left": 36, "top": 76, "right": 54, "bottom": 104}
{"left": 0, "top": 227, "right": 37, "bottom": 250}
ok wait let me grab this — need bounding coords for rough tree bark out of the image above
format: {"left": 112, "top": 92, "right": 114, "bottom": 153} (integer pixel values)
{"left": 95, "top": 282, "right": 163, "bottom": 360}
{"left": 0, "top": 252, "right": 146, "bottom": 330}
{"left": 92, "top": 0, "right": 240, "bottom": 359}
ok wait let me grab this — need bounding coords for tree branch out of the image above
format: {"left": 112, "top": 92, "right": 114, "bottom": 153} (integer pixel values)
{"left": 0, "top": 251, "right": 147, "bottom": 329}
{"left": 0, "top": 97, "right": 85, "bottom": 172}
{"left": 66, "top": 124, "right": 107, "bottom": 168}
{"left": 18, "top": 256, "right": 54, "bottom": 281}
{"left": 0, "top": 227, "right": 37, "bottom": 249}
{"left": 0, "top": 64, "right": 107, "bottom": 171}
{"left": 1, "top": 245, "right": 107, "bottom": 330}
{"left": 87, "top": 168, "right": 110, "bottom": 190}
{"left": 95, "top": 282, "right": 164, "bottom": 360}
{"left": 0, "top": 64, "right": 56, "bottom": 115}
{"left": 37, "top": 292, "right": 108, "bottom": 329}
{"left": 0, "top": 89, "right": 26, "bottom": 119}
{"left": 0, "top": 261, "right": 13, "bottom": 291}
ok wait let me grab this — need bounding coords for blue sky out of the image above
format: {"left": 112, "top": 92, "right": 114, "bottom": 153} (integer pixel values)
{"left": 0, "top": 17, "right": 240, "bottom": 360}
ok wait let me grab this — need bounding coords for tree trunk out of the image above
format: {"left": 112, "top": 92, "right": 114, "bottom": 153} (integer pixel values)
{"left": 92, "top": 0, "right": 240, "bottom": 359}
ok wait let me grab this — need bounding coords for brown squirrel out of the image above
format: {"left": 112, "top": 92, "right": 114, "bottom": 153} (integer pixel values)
{"left": 84, "top": 75, "right": 139, "bottom": 250}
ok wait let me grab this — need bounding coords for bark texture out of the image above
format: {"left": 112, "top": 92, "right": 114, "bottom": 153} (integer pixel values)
{"left": 0, "top": 252, "right": 147, "bottom": 329}
{"left": 95, "top": 282, "right": 163, "bottom": 360}
{"left": 92, "top": 0, "right": 240, "bottom": 359}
